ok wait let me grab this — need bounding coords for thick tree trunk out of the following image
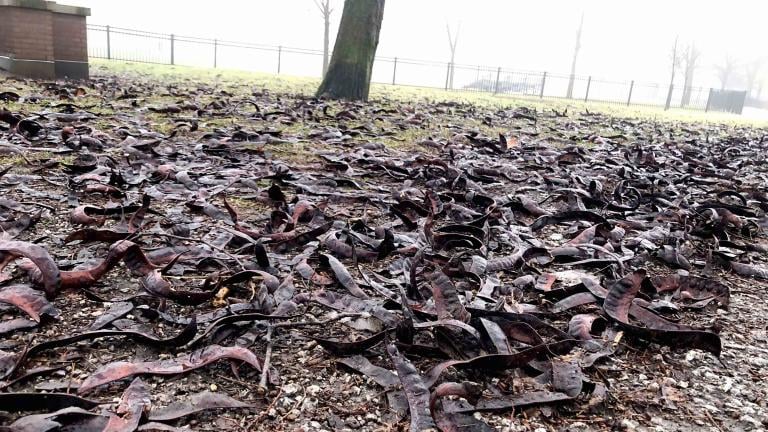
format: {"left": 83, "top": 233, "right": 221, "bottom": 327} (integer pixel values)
{"left": 316, "top": 0, "right": 385, "bottom": 101}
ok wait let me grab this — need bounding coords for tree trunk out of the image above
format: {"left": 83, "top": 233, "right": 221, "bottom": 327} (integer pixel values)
{"left": 317, "top": 0, "right": 385, "bottom": 101}
{"left": 681, "top": 46, "right": 698, "bottom": 107}
{"left": 664, "top": 36, "right": 679, "bottom": 110}
{"left": 681, "top": 67, "right": 694, "bottom": 106}
{"left": 566, "top": 14, "right": 584, "bottom": 99}
{"left": 322, "top": 9, "right": 330, "bottom": 77}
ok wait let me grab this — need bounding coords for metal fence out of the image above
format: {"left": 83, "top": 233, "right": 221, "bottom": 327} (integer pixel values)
{"left": 86, "top": 24, "right": 739, "bottom": 113}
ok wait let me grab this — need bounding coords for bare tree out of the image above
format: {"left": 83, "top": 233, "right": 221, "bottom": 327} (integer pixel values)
{"left": 714, "top": 54, "right": 737, "bottom": 91}
{"left": 317, "top": 0, "right": 385, "bottom": 101}
{"left": 680, "top": 43, "right": 701, "bottom": 107}
{"left": 313, "top": 0, "right": 334, "bottom": 78}
{"left": 566, "top": 13, "right": 584, "bottom": 99}
{"left": 744, "top": 59, "right": 763, "bottom": 98}
{"left": 446, "top": 23, "right": 460, "bottom": 90}
{"left": 664, "top": 35, "right": 682, "bottom": 110}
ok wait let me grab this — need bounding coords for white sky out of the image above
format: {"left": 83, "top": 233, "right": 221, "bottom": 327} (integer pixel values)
{"left": 63, "top": 0, "right": 767, "bottom": 90}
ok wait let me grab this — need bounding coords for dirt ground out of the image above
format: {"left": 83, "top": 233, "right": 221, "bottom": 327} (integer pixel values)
{"left": 0, "top": 66, "right": 767, "bottom": 431}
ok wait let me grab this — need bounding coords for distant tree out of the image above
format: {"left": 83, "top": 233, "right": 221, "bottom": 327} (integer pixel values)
{"left": 680, "top": 43, "right": 700, "bottom": 107}
{"left": 313, "top": 0, "right": 334, "bottom": 77}
{"left": 744, "top": 59, "right": 763, "bottom": 98}
{"left": 566, "top": 13, "right": 584, "bottom": 99}
{"left": 664, "top": 35, "right": 682, "bottom": 110}
{"left": 446, "top": 23, "right": 460, "bottom": 90}
{"left": 714, "top": 54, "right": 737, "bottom": 90}
{"left": 317, "top": 0, "right": 385, "bottom": 101}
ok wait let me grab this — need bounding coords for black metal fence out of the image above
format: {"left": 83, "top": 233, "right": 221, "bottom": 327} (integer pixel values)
{"left": 86, "top": 24, "right": 743, "bottom": 113}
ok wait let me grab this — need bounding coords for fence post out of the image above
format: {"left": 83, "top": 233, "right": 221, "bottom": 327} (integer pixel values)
{"left": 106, "top": 25, "right": 111, "bottom": 60}
{"left": 277, "top": 46, "right": 282, "bottom": 74}
{"left": 392, "top": 57, "right": 398, "bottom": 85}
{"left": 539, "top": 72, "right": 547, "bottom": 99}
{"left": 584, "top": 76, "right": 592, "bottom": 102}
{"left": 494, "top": 67, "right": 501, "bottom": 94}
{"left": 213, "top": 39, "right": 218, "bottom": 68}
{"left": 170, "top": 34, "right": 175, "bottom": 65}
{"left": 705, "top": 88, "right": 713, "bottom": 112}
{"left": 627, "top": 80, "right": 634, "bottom": 106}
{"left": 445, "top": 62, "right": 451, "bottom": 90}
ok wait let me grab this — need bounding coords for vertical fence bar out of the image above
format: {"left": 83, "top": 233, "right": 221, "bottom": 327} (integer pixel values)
{"left": 539, "top": 72, "right": 547, "bottom": 99}
{"left": 106, "top": 25, "right": 111, "bottom": 60}
{"left": 627, "top": 80, "right": 634, "bottom": 106}
{"left": 445, "top": 62, "right": 451, "bottom": 90}
{"left": 277, "top": 46, "right": 282, "bottom": 74}
{"left": 493, "top": 67, "right": 501, "bottom": 94}
{"left": 170, "top": 34, "right": 175, "bottom": 65}
{"left": 584, "top": 76, "right": 592, "bottom": 102}
{"left": 213, "top": 39, "right": 218, "bottom": 68}
{"left": 705, "top": 88, "right": 713, "bottom": 112}
{"left": 392, "top": 57, "right": 398, "bottom": 85}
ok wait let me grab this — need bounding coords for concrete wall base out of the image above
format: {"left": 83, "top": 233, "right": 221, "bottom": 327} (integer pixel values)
{"left": 0, "top": 56, "right": 88, "bottom": 80}
{"left": 55, "top": 60, "right": 89, "bottom": 80}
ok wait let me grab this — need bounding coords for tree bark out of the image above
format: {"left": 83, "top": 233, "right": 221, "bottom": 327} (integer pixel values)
{"left": 446, "top": 24, "right": 459, "bottom": 90}
{"left": 317, "top": 0, "right": 385, "bottom": 101}
{"left": 566, "top": 14, "right": 584, "bottom": 99}
{"left": 322, "top": 3, "right": 331, "bottom": 77}
{"left": 664, "top": 36, "right": 679, "bottom": 111}
{"left": 681, "top": 46, "right": 698, "bottom": 107}
{"left": 681, "top": 67, "right": 694, "bottom": 106}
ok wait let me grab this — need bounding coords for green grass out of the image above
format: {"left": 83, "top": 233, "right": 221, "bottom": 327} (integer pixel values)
{"left": 0, "top": 155, "right": 29, "bottom": 166}
{"left": 90, "top": 59, "right": 768, "bottom": 127}
{"left": 0, "top": 151, "right": 68, "bottom": 173}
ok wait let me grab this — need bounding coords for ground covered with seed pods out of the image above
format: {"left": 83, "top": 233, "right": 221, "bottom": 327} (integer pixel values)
{"left": 0, "top": 67, "right": 767, "bottom": 431}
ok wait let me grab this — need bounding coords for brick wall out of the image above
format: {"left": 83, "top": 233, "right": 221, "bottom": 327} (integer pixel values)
{"left": 0, "top": 17, "right": 9, "bottom": 55}
{"left": 53, "top": 13, "right": 87, "bottom": 62}
{"left": 1, "top": 5, "right": 88, "bottom": 62}
{"left": 0, "top": 2, "right": 89, "bottom": 79}
{"left": 5, "top": 6, "right": 55, "bottom": 61}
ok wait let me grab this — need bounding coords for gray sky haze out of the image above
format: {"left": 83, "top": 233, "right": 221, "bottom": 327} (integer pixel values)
{"left": 64, "top": 0, "right": 767, "bottom": 90}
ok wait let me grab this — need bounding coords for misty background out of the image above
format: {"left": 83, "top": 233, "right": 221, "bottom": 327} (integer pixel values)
{"left": 62, "top": 0, "right": 767, "bottom": 96}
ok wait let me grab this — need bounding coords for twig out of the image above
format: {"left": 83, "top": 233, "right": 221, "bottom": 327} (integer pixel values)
{"left": 135, "top": 231, "right": 246, "bottom": 270}
{"left": 564, "top": 243, "right": 627, "bottom": 273}
{"left": 249, "top": 386, "right": 283, "bottom": 428}
{"left": 273, "top": 312, "right": 364, "bottom": 329}
{"left": 19, "top": 201, "right": 56, "bottom": 212}
{"left": 258, "top": 325, "right": 274, "bottom": 394}
{"left": 278, "top": 385, "right": 307, "bottom": 423}
{"left": 66, "top": 361, "right": 75, "bottom": 394}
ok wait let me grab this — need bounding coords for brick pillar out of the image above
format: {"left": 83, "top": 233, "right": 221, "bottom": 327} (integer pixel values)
{"left": 0, "top": 1, "right": 90, "bottom": 79}
{"left": 53, "top": 12, "right": 89, "bottom": 78}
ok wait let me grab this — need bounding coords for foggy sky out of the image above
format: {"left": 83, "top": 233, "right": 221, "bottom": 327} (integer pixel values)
{"left": 62, "top": 0, "right": 767, "bottom": 90}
